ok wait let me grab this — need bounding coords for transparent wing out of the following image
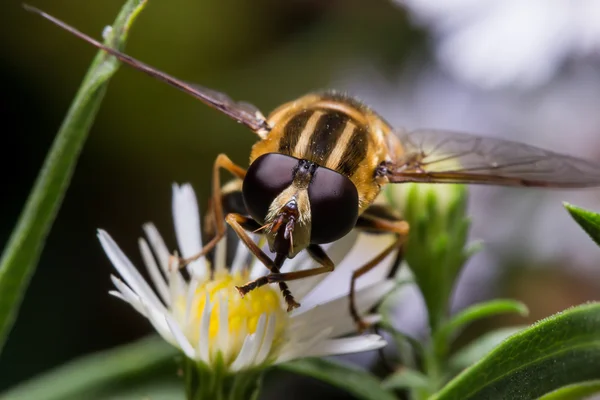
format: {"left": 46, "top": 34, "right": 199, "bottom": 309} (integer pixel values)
{"left": 26, "top": 5, "right": 270, "bottom": 134}
{"left": 186, "top": 84, "right": 269, "bottom": 133}
{"left": 389, "top": 129, "right": 600, "bottom": 188}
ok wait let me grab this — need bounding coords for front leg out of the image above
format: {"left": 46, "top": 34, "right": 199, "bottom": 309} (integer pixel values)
{"left": 234, "top": 242, "right": 336, "bottom": 312}
{"left": 241, "top": 244, "right": 335, "bottom": 286}
{"left": 226, "top": 213, "right": 300, "bottom": 311}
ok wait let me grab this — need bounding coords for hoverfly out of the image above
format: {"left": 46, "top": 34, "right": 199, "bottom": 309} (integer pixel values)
{"left": 28, "top": 6, "right": 600, "bottom": 329}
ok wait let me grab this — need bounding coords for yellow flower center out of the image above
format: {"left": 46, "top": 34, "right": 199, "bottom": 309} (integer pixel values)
{"left": 175, "top": 271, "right": 288, "bottom": 363}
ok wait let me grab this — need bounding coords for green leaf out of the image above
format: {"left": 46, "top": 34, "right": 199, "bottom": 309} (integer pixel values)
{"left": 382, "top": 368, "right": 430, "bottom": 391}
{"left": 564, "top": 203, "right": 600, "bottom": 248}
{"left": 438, "top": 300, "right": 528, "bottom": 342}
{"left": 0, "top": 0, "right": 147, "bottom": 352}
{"left": 432, "top": 303, "right": 600, "bottom": 400}
{"left": 538, "top": 380, "right": 600, "bottom": 400}
{"left": 448, "top": 326, "right": 524, "bottom": 372}
{"left": 279, "top": 358, "right": 395, "bottom": 400}
{"left": 0, "top": 335, "right": 180, "bottom": 400}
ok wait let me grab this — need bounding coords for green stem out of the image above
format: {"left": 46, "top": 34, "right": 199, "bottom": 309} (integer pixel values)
{"left": 0, "top": 0, "right": 147, "bottom": 353}
{"left": 184, "top": 357, "right": 264, "bottom": 400}
{"left": 414, "top": 324, "right": 449, "bottom": 400}
{"left": 425, "top": 346, "right": 443, "bottom": 389}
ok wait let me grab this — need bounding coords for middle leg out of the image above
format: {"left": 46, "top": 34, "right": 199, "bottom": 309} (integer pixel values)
{"left": 350, "top": 203, "right": 409, "bottom": 330}
{"left": 236, "top": 244, "right": 335, "bottom": 290}
{"left": 228, "top": 210, "right": 338, "bottom": 311}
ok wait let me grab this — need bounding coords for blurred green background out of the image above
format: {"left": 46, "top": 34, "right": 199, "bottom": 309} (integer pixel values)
{"left": 2, "top": 0, "right": 600, "bottom": 397}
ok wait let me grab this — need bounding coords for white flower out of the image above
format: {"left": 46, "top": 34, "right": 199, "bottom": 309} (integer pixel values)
{"left": 395, "top": 0, "right": 600, "bottom": 88}
{"left": 98, "top": 183, "right": 395, "bottom": 371}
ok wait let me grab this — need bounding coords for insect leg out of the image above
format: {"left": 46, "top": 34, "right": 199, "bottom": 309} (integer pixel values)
{"left": 226, "top": 213, "right": 300, "bottom": 311}
{"left": 177, "top": 154, "right": 246, "bottom": 269}
{"left": 350, "top": 204, "right": 409, "bottom": 331}
{"left": 203, "top": 179, "right": 252, "bottom": 266}
{"left": 355, "top": 204, "right": 409, "bottom": 280}
{"left": 355, "top": 204, "right": 409, "bottom": 235}
{"left": 235, "top": 244, "right": 335, "bottom": 305}
{"left": 348, "top": 236, "right": 405, "bottom": 331}
{"left": 204, "top": 179, "right": 244, "bottom": 239}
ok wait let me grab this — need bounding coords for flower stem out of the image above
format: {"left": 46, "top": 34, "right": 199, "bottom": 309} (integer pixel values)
{"left": 184, "top": 357, "right": 264, "bottom": 400}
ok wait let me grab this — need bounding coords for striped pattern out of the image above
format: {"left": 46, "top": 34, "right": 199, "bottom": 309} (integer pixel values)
{"left": 277, "top": 109, "right": 368, "bottom": 177}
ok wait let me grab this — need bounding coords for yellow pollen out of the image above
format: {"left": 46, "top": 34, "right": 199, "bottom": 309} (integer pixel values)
{"left": 174, "top": 271, "right": 288, "bottom": 360}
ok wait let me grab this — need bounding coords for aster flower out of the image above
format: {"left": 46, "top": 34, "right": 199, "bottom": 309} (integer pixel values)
{"left": 98, "top": 183, "right": 395, "bottom": 399}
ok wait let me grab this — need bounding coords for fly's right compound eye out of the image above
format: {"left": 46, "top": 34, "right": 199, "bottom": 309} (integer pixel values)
{"left": 243, "top": 153, "right": 298, "bottom": 224}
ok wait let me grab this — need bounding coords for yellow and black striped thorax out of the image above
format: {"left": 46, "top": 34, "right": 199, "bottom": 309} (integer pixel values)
{"left": 277, "top": 106, "right": 369, "bottom": 177}
{"left": 250, "top": 92, "right": 391, "bottom": 178}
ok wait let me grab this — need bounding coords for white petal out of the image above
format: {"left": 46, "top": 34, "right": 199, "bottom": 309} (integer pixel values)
{"left": 230, "top": 334, "right": 255, "bottom": 372}
{"left": 276, "top": 327, "right": 333, "bottom": 364}
{"left": 109, "top": 275, "right": 146, "bottom": 316}
{"left": 291, "top": 280, "right": 395, "bottom": 339}
{"left": 249, "top": 257, "right": 268, "bottom": 280}
{"left": 278, "top": 251, "right": 305, "bottom": 273}
{"left": 142, "top": 223, "right": 171, "bottom": 274}
{"left": 98, "top": 230, "right": 165, "bottom": 312}
{"left": 184, "top": 278, "right": 200, "bottom": 327}
{"left": 166, "top": 315, "right": 196, "bottom": 360}
{"left": 168, "top": 269, "right": 187, "bottom": 307}
{"left": 246, "top": 314, "right": 267, "bottom": 365}
{"left": 108, "top": 288, "right": 147, "bottom": 318}
{"left": 324, "top": 230, "right": 359, "bottom": 264}
{"left": 214, "top": 239, "right": 227, "bottom": 274}
{"left": 139, "top": 238, "right": 170, "bottom": 306}
{"left": 143, "top": 223, "right": 187, "bottom": 292}
{"left": 217, "top": 292, "right": 229, "bottom": 355}
{"left": 254, "top": 314, "right": 276, "bottom": 365}
{"left": 249, "top": 237, "right": 270, "bottom": 279}
{"left": 230, "top": 239, "right": 250, "bottom": 275}
{"left": 327, "top": 314, "right": 382, "bottom": 338}
{"left": 288, "top": 231, "right": 359, "bottom": 301}
{"left": 299, "top": 233, "right": 396, "bottom": 308}
{"left": 230, "top": 314, "right": 266, "bottom": 371}
{"left": 172, "top": 183, "right": 208, "bottom": 277}
{"left": 109, "top": 290, "right": 125, "bottom": 300}
{"left": 289, "top": 313, "right": 382, "bottom": 341}
{"left": 302, "top": 334, "right": 387, "bottom": 358}
{"left": 144, "top": 304, "right": 178, "bottom": 348}
{"left": 293, "top": 280, "right": 395, "bottom": 321}
{"left": 197, "top": 294, "right": 212, "bottom": 364}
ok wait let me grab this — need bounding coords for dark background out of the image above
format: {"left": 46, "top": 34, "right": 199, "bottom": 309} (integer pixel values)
{"left": 2, "top": 0, "right": 600, "bottom": 397}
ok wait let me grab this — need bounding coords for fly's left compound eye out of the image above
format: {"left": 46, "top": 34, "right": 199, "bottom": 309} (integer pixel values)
{"left": 243, "top": 153, "right": 298, "bottom": 224}
{"left": 308, "top": 168, "right": 359, "bottom": 244}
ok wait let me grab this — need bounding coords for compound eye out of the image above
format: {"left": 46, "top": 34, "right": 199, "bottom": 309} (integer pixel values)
{"left": 243, "top": 153, "right": 298, "bottom": 224}
{"left": 308, "top": 168, "right": 359, "bottom": 244}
